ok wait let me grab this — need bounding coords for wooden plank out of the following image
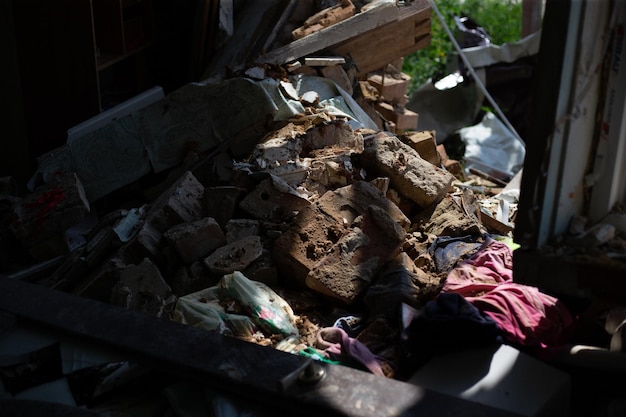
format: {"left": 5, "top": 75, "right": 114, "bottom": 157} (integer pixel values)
{"left": 257, "top": 0, "right": 399, "bottom": 65}
{"left": 0, "top": 276, "right": 525, "bottom": 417}
{"left": 331, "top": 0, "right": 431, "bottom": 75}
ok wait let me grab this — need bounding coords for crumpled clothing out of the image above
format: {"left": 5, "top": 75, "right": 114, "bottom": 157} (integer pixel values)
{"left": 403, "top": 292, "right": 501, "bottom": 354}
{"left": 315, "top": 327, "right": 385, "bottom": 376}
{"left": 442, "top": 237, "right": 574, "bottom": 349}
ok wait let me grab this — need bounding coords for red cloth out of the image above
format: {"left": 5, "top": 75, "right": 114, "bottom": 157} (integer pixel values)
{"left": 442, "top": 238, "right": 573, "bottom": 349}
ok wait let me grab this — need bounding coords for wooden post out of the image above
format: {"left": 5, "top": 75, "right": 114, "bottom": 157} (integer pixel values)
{"left": 522, "top": 0, "right": 543, "bottom": 37}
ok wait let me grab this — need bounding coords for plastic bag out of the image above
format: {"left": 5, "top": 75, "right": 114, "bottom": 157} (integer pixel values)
{"left": 172, "top": 286, "right": 257, "bottom": 337}
{"left": 218, "top": 271, "right": 299, "bottom": 336}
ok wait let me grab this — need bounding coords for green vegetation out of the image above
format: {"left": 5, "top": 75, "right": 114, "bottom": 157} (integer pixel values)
{"left": 403, "top": 0, "right": 523, "bottom": 94}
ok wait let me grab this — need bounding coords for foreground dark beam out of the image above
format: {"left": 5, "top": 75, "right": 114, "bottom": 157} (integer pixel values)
{"left": 0, "top": 277, "right": 522, "bottom": 417}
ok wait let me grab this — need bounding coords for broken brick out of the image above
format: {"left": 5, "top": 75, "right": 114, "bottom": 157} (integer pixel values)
{"left": 301, "top": 119, "right": 364, "bottom": 155}
{"left": 367, "top": 73, "right": 411, "bottom": 104}
{"left": 319, "top": 180, "right": 410, "bottom": 230}
{"left": 401, "top": 130, "right": 441, "bottom": 166}
{"left": 273, "top": 180, "right": 409, "bottom": 287}
{"left": 320, "top": 65, "right": 353, "bottom": 95}
{"left": 374, "top": 101, "right": 419, "bottom": 132}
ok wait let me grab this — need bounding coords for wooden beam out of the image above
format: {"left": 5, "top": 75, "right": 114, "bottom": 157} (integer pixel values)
{"left": 257, "top": 0, "right": 400, "bottom": 65}
{"left": 330, "top": 0, "right": 431, "bottom": 75}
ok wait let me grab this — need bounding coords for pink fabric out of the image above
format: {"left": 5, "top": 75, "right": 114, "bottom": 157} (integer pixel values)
{"left": 442, "top": 238, "right": 513, "bottom": 295}
{"left": 442, "top": 238, "right": 573, "bottom": 349}
{"left": 316, "top": 327, "right": 385, "bottom": 376}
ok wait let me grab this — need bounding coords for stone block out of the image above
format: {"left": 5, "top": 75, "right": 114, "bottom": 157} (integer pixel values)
{"left": 164, "top": 217, "right": 226, "bottom": 264}
{"left": 362, "top": 133, "right": 455, "bottom": 208}
{"left": 305, "top": 205, "right": 406, "bottom": 304}
{"left": 203, "top": 235, "right": 263, "bottom": 276}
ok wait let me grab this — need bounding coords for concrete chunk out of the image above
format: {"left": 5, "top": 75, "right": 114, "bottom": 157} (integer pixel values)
{"left": 164, "top": 217, "right": 226, "bottom": 264}
{"left": 147, "top": 171, "right": 205, "bottom": 233}
{"left": 362, "top": 133, "right": 454, "bottom": 207}
{"left": 321, "top": 180, "right": 410, "bottom": 230}
{"left": 239, "top": 177, "right": 310, "bottom": 222}
{"left": 110, "top": 258, "right": 176, "bottom": 318}
{"left": 204, "top": 186, "right": 247, "bottom": 228}
{"left": 414, "top": 195, "right": 483, "bottom": 237}
{"left": 305, "top": 205, "right": 406, "bottom": 304}
{"left": 273, "top": 204, "right": 345, "bottom": 286}
{"left": 273, "top": 180, "right": 410, "bottom": 287}
{"left": 203, "top": 235, "right": 263, "bottom": 276}
{"left": 225, "top": 219, "right": 261, "bottom": 243}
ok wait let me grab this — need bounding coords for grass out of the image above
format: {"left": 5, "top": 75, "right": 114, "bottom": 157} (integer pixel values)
{"left": 403, "top": 0, "right": 523, "bottom": 94}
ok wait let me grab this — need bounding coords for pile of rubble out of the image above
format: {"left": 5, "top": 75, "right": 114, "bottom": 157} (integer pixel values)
{"left": 2, "top": 60, "right": 522, "bottom": 381}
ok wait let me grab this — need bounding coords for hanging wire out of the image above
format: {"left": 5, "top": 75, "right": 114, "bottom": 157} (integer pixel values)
{"left": 427, "top": 0, "right": 526, "bottom": 147}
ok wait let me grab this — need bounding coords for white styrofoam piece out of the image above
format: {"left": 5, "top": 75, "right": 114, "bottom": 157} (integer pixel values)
{"left": 407, "top": 344, "right": 570, "bottom": 417}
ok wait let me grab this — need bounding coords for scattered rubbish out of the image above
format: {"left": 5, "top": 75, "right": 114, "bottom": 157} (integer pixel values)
{"left": 3, "top": 1, "right": 624, "bottom": 415}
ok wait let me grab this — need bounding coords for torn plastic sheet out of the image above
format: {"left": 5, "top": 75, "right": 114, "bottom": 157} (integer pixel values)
{"left": 429, "top": 235, "right": 484, "bottom": 274}
{"left": 112, "top": 206, "right": 147, "bottom": 243}
{"left": 458, "top": 111, "right": 526, "bottom": 179}
{"left": 406, "top": 30, "right": 541, "bottom": 142}
{"left": 30, "top": 73, "right": 375, "bottom": 203}
{"left": 291, "top": 75, "right": 379, "bottom": 130}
